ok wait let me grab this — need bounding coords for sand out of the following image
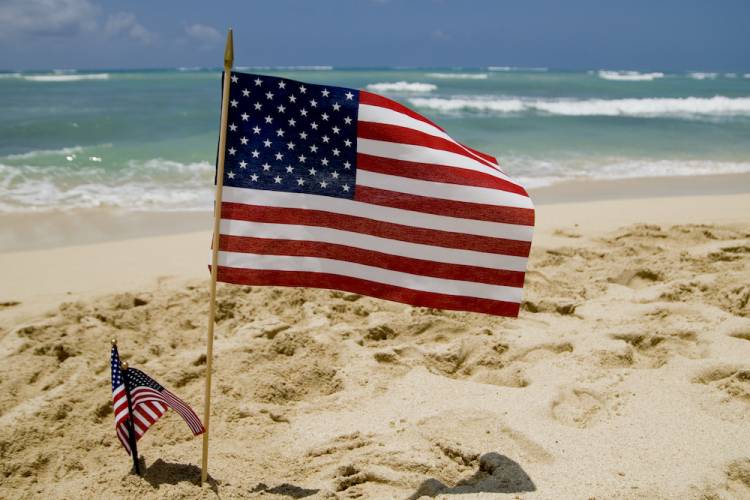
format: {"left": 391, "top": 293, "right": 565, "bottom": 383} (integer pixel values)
{"left": 1, "top": 185, "right": 749, "bottom": 499}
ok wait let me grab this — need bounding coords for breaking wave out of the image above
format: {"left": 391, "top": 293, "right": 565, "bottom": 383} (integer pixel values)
{"left": 408, "top": 96, "right": 750, "bottom": 118}
{"left": 510, "top": 158, "right": 750, "bottom": 189}
{"left": 488, "top": 66, "right": 548, "bottom": 72}
{"left": 0, "top": 158, "right": 213, "bottom": 212}
{"left": 366, "top": 81, "right": 437, "bottom": 93}
{"left": 235, "top": 65, "right": 333, "bottom": 71}
{"left": 426, "top": 73, "right": 488, "bottom": 80}
{"left": 4, "top": 146, "right": 86, "bottom": 160}
{"left": 598, "top": 70, "right": 664, "bottom": 81}
{"left": 23, "top": 73, "right": 110, "bottom": 82}
{"left": 689, "top": 72, "right": 718, "bottom": 80}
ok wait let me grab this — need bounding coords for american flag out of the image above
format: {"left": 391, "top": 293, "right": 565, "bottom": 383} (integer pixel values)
{"left": 110, "top": 345, "right": 204, "bottom": 454}
{"left": 216, "top": 72, "right": 534, "bottom": 317}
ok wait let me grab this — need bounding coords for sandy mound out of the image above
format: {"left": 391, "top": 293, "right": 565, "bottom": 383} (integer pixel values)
{"left": 1, "top": 223, "right": 749, "bottom": 499}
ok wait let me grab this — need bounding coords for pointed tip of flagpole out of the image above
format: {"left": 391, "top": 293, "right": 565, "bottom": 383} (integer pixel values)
{"left": 122, "top": 361, "right": 129, "bottom": 371}
{"left": 111, "top": 338, "right": 117, "bottom": 347}
{"left": 224, "top": 28, "right": 234, "bottom": 70}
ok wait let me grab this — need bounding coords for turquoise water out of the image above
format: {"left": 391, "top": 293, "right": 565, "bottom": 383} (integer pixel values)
{"left": 1, "top": 67, "right": 749, "bottom": 212}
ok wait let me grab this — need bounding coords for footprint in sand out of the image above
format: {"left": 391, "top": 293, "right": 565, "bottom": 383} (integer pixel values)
{"left": 693, "top": 366, "right": 750, "bottom": 404}
{"left": 700, "top": 458, "right": 750, "bottom": 498}
{"left": 551, "top": 388, "right": 605, "bottom": 428}
{"left": 602, "top": 331, "right": 705, "bottom": 369}
{"left": 730, "top": 330, "right": 750, "bottom": 342}
{"left": 609, "top": 269, "right": 662, "bottom": 289}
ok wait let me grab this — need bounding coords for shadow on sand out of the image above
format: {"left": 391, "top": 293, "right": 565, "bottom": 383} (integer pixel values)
{"left": 408, "top": 452, "right": 535, "bottom": 498}
{"left": 250, "top": 482, "right": 320, "bottom": 498}
{"left": 142, "top": 458, "right": 219, "bottom": 493}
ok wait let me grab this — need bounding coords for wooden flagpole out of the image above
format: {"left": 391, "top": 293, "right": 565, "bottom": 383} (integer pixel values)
{"left": 201, "top": 28, "right": 233, "bottom": 485}
{"left": 120, "top": 361, "right": 141, "bottom": 476}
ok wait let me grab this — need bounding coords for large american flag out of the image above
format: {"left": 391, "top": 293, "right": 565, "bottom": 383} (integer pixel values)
{"left": 215, "top": 72, "right": 534, "bottom": 317}
{"left": 110, "top": 345, "right": 204, "bottom": 454}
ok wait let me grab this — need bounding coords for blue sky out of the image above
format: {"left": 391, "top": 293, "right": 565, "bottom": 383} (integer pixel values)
{"left": 0, "top": 0, "right": 748, "bottom": 71}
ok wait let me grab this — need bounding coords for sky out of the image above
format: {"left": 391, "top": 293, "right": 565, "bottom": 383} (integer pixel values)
{"left": 0, "top": 0, "right": 748, "bottom": 71}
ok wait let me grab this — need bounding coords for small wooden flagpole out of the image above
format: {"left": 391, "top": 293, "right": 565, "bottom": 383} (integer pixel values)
{"left": 201, "top": 28, "right": 234, "bottom": 485}
{"left": 120, "top": 361, "right": 141, "bottom": 476}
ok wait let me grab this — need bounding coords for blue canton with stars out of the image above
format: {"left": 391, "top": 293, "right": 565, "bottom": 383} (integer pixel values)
{"left": 222, "top": 72, "right": 359, "bottom": 199}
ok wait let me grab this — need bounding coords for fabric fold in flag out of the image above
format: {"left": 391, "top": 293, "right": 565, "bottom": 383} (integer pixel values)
{"left": 215, "top": 72, "right": 535, "bottom": 317}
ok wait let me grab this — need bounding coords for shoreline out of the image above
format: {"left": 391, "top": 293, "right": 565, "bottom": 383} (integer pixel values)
{"left": 1, "top": 172, "right": 749, "bottom": 253}
{"left": 1, "top": 189, "right": 748, "bottom": 314}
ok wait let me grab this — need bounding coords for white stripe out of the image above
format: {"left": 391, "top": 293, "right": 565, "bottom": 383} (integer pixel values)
{"left": 140, "top": 403, "right": 160, "bottom": 421}
{"left": 358, "top": 103, "right": 500, "bottom": 168}
{"left": 359, "top": 104, "right": 450, "bottom": 142}
{"left": 358, "top": 138, "right": 516, "bottom": 184}
{"left": 163, "top": 392, "right": 202, "bottom": 428}
{"left": 218, "top": 252, "right": 523, "bottom": 303}
{"left": 114, "top": 408, "right": 129, "bottom": 423}
{"left": 222, "top": 187, "right": 533, "bottom": 242}
{"left": 132, "top": 410, "right": 151, "bottom": 432}
{"left": 220, "top": 219, "right": 529, "bottom": 272}
{"left": 117, "top": 425, "right": 131, "bottom": 452}
{"left": 358, "top": 170, "right": 534, "bottom": 210}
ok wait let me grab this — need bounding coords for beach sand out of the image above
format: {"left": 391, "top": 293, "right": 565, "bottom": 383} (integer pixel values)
{"left": 1, "top": 177, "right": 749, "bottom": 499}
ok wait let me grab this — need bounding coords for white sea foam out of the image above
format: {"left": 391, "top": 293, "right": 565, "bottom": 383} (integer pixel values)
{"left": 509, "top": 158, "right": 750, "bottom": 188}
{"left": 0, "top": 158, "right": 214, "bottom": 212}
{"left": 0, "top": 73, "right": 22, "bottom": 79}
{"left": 426, "top": 73, "right": 488, "bottom": 80}
{"left": 23, "top": 73, "right": 110, "bottom": 82}
{"left": 689, "top": 72, "right": 718, "bottom": 80}
{"left": 487, "top": 66, "right": 548, "bottom": 72}
{"left": 408, "top": 95, "right": 750, "bottom": 118}
{"left": 410, "top": 97, "right": 525, "bottom": 113}
{"left": 591, "top": 159, "right": 750, "bottom": 180}
{"left": 366, "top": 81, "right": 437, "bottom": 93}
{"left": 598, "top": 70, "right": 664, "bottom": 81}
{"left": 4, "top": 146, "right": 86, "bottom": 160}
{"left": 236, "top": 65, "right": 333, "bottom": 71}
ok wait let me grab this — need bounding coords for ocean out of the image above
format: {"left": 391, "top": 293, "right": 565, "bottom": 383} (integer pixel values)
{"left": 1, "top": 67, "right": 749, "bottom": 212}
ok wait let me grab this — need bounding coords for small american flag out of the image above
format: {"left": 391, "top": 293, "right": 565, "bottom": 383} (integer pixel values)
{"left": 110, "top": 345, "right": 204, "bottom": 454}
{"left": 216, "top": 72, "right": 534, "bottom": 317}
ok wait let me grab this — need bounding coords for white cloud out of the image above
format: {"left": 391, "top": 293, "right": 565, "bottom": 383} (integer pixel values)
{"left": 104, "top": 12, "right": 155, "bottom": 45}
{"left": 184, "top": 23, "right": 222, "bottom": 47}
{"left": 0, "top": 0, "right": 98, "bottom": 37}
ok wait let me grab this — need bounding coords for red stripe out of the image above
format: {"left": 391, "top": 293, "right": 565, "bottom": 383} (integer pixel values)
{"left": 220, "top": 235, "right": 526, "bottom": 287}
{"left": 113, "top": 399, "right": 128, "bottom": 413}
{"left": 131, "top": 387, "right": 163, "bottom": 400}
{"left": 221, "top": 202, "right": 531, "bottom": 257}
{"left": 357, "top": 153, "right": 528, "bottom": 196}
{"left": 360, "top": 90, "right": 445, "bottom": 132}
{"left": 135, "top": 406, "right": 156, "bottom": 426}
{"left": 460, "top": 143, "right": 499, "bottom": 166}
{"left": 117, "top": 424, "right": 131, "bottom": 453}
{"left": 146, "top": 400, "right": 166, "bottom": 417}
{"left": 357, "top": 121, "right": 500, "bottom": 171}
{"left": 161, "top": 391, "right": 204, "bottom": 434}
{"left": 161, "top": 392, "right": 199, "bottom": 419}
{"left": 217, "top": 267, "right": 521, "bottom": 317}
{"left": 355, "top": 186, "right": 535, "bottom": 227}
